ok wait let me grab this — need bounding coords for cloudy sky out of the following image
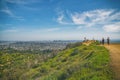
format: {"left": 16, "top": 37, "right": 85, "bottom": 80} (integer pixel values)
{"left": 0, "top": 0, "right": 120, "bottom": 40}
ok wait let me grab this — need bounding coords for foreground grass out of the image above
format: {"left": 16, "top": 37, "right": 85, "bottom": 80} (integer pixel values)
{"left": 0, "top": 42, "right": 114, "bottom": 80}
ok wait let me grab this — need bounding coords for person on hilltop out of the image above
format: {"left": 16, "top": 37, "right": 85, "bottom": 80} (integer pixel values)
{"left": 102, "top": 38, "right": 105, "bottom": 45}
{"left": 107, "top": 37, "right": 110, "bottom": 45}
{"left": 83, "top": 37, "right": 87, "bottom": 42}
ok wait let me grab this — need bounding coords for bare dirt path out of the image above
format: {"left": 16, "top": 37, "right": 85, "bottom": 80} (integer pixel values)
{"left": 104, "top": 44, "right": 120, "bottom": 80}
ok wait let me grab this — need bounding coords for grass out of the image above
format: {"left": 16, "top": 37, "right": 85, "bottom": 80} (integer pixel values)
{"left": 0, "top": 42, "right": 114, "bottom": 80}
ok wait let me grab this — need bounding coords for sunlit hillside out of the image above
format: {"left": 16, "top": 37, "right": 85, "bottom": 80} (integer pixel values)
{"left": 0, "top": 41, "right": 113, "bottom": 80}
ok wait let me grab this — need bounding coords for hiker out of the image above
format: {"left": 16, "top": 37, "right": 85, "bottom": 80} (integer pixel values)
{"left": 83, "top": 37, "right": 86, "bottom": 42}
{"left": 107, "top": 37, "right": 110, "bottom": 45}
{"left": 102, "top": 38, "right": 104, "bottom": 45}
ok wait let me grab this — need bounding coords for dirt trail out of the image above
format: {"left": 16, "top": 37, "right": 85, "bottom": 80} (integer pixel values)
{"left": 104, "top": 44, "right": 120, "bottom": 80}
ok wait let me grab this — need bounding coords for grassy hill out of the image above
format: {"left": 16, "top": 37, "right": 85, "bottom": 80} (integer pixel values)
{"left": 0, "top": 41, "right": 113, "bottom": 80}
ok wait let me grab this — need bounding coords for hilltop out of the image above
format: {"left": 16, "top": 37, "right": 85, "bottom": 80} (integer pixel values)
{"left": 0, "top": 41, "right": 113, "bottom": 80}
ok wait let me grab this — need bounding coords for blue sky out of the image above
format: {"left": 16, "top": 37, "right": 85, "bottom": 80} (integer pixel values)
{"left": 0, "top": 0, "right": 120, "bottom": 40}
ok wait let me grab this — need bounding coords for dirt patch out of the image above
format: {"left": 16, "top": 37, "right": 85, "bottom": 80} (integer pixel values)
{"left": 104, "top": 43, "right": 120, "bottom": 80}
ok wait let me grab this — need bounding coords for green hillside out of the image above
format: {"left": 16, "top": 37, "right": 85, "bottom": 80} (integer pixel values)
{"left": 0, "top": 42, "right": 113, "bottom": 80}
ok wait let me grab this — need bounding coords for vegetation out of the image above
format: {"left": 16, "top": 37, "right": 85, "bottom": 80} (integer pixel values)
{"left": 0, "top": 41, "right": 113, "bottom": 80}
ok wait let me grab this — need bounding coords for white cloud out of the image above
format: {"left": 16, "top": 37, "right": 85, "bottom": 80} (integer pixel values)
{"left": 57, "top": 12, "right": 70, "bottom": 25}
{"left": 56, "top": 9, "right": 120, "bottom": 32}
{"left": 1, "top": 7, "right": 14, "bottom": 17}
{"left": 103, "top": 22, "right": 120, "bottom": 32}
{"left": 5, "top": 0, "right": 41, "bottom": 11}
{"left": 109, "top": 12, "right": 120, "bottom": 21}
{"left": 56, "top": 9, "right": 74, "bottom": 25}
{"left": 0, "top": 7, "right": 25, "bottom": 21}
{"left": 1, "top": 9, "right": 25, "bottom": 21}
{"left": 71, "top": 12, "right": 86, "bottom": 25}
{"left": 57, "top": 14, "right": 65, "bottom": 24}
{"left": 71, "top": 9, "right": 115, "bottom": 27}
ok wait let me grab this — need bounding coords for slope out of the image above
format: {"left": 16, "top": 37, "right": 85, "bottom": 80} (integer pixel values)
{"left": 21, "top": 42, "right": 113, "bottom": 80}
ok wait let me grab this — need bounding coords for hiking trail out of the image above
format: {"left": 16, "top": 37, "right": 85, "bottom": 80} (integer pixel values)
{"left": 105, "top": 44, "right": 120, "bottom": 80}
